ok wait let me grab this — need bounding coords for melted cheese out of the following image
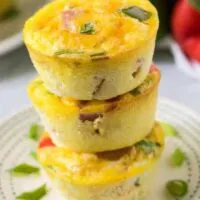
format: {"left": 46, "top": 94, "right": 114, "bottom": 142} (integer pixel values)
{"left": 24, "top": 0, "right": 158, "bottom": 57}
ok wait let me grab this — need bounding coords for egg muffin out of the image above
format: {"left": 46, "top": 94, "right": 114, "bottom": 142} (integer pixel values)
{"left": 24, "top": 0, "right": 159, "bottom": 100}
{"left": 38, "top": 122, "right": 164, "bottom": 200}
{"left": 0, "top": 0, "right": 13, "bottom": 18}
{"left": 28, "top": 65, "right": 160, "bottom": 152}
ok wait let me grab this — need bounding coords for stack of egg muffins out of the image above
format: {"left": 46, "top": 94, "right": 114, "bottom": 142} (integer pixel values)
{"left": 24, "top": 0, "right": 164, "bottom": 199}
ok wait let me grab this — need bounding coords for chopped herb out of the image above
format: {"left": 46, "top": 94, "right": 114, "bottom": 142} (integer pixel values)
{"left": 131, "top": 87, "right": 141, "bottom": 95}
{"left": 92, "top": 77, "right": 105, "bottom": 96}
{"left": 54, "top": 50, "right": 84, "bottom": 56}
{"left": 1, "top": 7, "right": 19, "bottom": 20}
{"left": 80, "top": 22, "right": 95, "bottom": 34}
{"left": 29, "top": 123, "right": 41, "bottom": 141}
{"left": 171, "top": 148, "right": 186, "bottom": 167}
{"left": 166, "top": 180, "right": 188, "bottom": 198}
{"left": 160, "top": 122, "right": 178, "bottom": 137}
{"left": 30, "top": 151, "right": 37, "bottom": 160}
{"left": 9, "top": 163, "right": 40, "bottom": 176}
{"left": 90, "top": 52, "right": 109, "bottom": 60}
{"left": 132, "top": 67, "right": 141, "bottom": 78}
{"left": 16, "top": 184, "right": 48, "bottom": 200}
{"left": 90, "top": 52, "right": 106, "bottom": 57}
{"left": 135, "top": 140, "right": 160, "bottom": 153}
{"left": 131, "top": 75, "right": 152, "bottom": 95}
{"left": 121, "top": 6, "right": 152, "bottom": 21}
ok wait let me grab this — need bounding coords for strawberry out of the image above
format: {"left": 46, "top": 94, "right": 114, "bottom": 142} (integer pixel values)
{"left": 39, "top": 136, "right": 55, "bottom": 149}
{"left": 172, "top": 0, "right": 200, "bottom": 44}
{"left": 171, "top": 0, "right": 200, "bottom": 61}
{"left": 183, "top": 36, "right": 200, "bottom": 61}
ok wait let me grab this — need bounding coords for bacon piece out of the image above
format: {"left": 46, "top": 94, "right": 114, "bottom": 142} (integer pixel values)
{"left": 62, "top": 8, "right": 83, "bottom": 32}
{"left": 79, "top": 113, "right": 103, "bottom": 122}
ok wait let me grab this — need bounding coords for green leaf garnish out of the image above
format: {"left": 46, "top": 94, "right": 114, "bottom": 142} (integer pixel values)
{"left": 135, "top": 140, "right": 160, "bottom": 153}
{"left": 171, "top": 148, "right": 186, "bottom": 167}
{"left": 1, "top": 7, "right": 20, "bottom": 20}
{"left": 160, "top": 122, "right": 178, "bottom": 137}
{"left": 54, "top": 50, "right": 84, "bottom": 56}
{"left": 9, "top": 163, "right": 40, "bottom": 176}
{"left": 29, "top": 123, "right": 41, "bottom": 141}
{"left": 121, "top": 6, "right": 152, "bottom": 21}
{"left": 30, "top": 151, "right": 37, "bottom": 160}
{"left": 166, "top": 180, "right": 188, "bottom": 198}
{"left": 16, "top": 184, "right": 48, "bottom": 200}
{"left": 80, "top": 22, "right": 95, "bottom": 34}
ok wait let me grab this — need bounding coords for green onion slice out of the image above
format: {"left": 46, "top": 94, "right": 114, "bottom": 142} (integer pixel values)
{"left": 135, "top": 140, "right": 160, "bottom": 153}
{"left": 54, "top": 50, "right": 84, "bottom": 56}
{"left": 171, "top": 148, "right": 186, "bottom": 167}
{"left": 166, "top": 180, "right": 188, "bottom": 198}
{"left": 16, "top": 184, "right": 48, "bottom": 200}
{"left": 80, "top": 22, "right": 95, "bottom": 34}
{"left": 121, "top": 6, "right": 152, "bottom": 21}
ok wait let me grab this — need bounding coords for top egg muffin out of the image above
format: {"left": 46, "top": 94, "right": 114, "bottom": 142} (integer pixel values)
{"left": 24, "top": 0, "right": 159, "bottom": 100}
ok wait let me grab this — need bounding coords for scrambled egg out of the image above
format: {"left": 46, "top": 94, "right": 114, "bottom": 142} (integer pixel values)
{"left": 24, "top": 0, "right": 158, "bottom": 57}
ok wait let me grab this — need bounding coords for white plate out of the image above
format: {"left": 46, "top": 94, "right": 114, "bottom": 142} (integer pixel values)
{"left": 0, "top": 98, "right": 200, "bottom": 200}
{"left": 0, "top": 0, "right": 49, "bottom": 56}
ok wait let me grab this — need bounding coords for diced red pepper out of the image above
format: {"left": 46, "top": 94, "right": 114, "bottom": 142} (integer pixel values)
{"left": 39, "top": 136, "right": 55, "bottom": 149}
{"left": 62, "top": 8, "right": 83, "bottom": 32}
{"left": 183, "top": 36, "right": 200, "bottom": 62}
{"left": 150, "top": 64, "right": 158, "bottom": 73}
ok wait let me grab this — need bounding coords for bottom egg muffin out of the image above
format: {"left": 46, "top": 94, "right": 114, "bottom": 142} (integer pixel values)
{"left": 37, "top": 122, "right": 164, "bottom": 200}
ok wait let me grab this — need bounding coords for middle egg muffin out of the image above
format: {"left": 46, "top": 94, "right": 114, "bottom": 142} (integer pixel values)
{"left": 28, "top": 65, "right": 160, "bottom": 153}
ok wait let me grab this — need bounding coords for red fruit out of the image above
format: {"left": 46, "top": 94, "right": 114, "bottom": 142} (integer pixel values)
{"left": 183, "top": 36, "right": 200, "bottom": 61}
{"left": 39, "top": 136, "right": 55, "bottom": 149}
{"left": 171, "top": 0, "right": 200, "bottom": 44}
{"left": 150, "top": 64, "right": 159, "bottom": 73}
